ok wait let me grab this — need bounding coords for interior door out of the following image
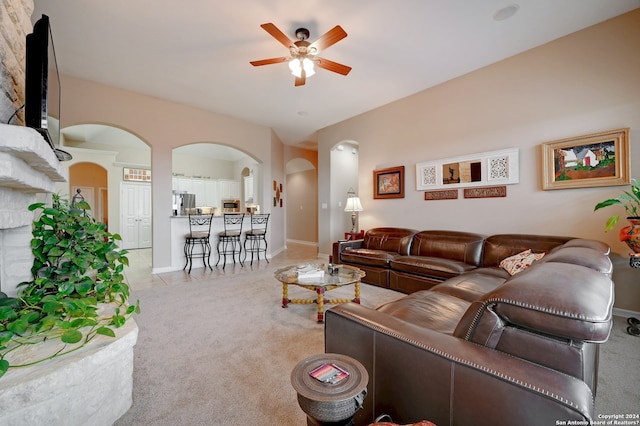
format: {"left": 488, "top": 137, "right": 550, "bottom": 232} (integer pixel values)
{"left": 137, "top": 184, "right": 152, "bottom": 247}
{"left": 121, "top": 182, "right": 152, "bottom": 249}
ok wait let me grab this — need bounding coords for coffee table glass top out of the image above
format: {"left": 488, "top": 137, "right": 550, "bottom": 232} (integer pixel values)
{"left": 274, "top": 263, "right": 364, "bottom": 286}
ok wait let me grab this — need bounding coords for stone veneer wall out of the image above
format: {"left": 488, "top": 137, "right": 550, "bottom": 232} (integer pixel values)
{"left": 0, "top": 0, "right": 33, "bottom": 125}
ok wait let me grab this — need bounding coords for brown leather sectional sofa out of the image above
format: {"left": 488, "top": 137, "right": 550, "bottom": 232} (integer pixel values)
{"left": 327, "top": 228, "right": 615, "bottom": 425}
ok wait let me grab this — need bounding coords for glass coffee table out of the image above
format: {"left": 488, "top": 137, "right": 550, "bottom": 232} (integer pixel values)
{"left": 275, "top": 263, "right": 365, "bottom": 322}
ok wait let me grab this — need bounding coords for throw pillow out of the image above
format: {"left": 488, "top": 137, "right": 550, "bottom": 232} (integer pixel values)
{"left": 499, "top": 249, "right": 545, "bottom": 275}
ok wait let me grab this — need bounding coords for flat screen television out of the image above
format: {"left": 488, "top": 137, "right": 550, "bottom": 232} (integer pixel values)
{"left": 25, "top": 14, "right": 70, "bottom": 160}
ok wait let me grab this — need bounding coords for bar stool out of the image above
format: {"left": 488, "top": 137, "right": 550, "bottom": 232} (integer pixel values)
{"left": 216, "top": 213, "right": 244, "bottom": 269}
{"left": 243, "top": 213, "right": 270, "bottom": 265}
{"left": 183, "top": 214, "right": 213, "bottom": 273}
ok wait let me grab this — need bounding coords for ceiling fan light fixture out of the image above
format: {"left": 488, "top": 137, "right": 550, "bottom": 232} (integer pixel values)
{"left": 302, "top": 58, "right": 315, "bottom": 76}
{"left": 289, "top": 57, "right": 315, "bottom": 78}
{"left": 289, "top": 58, "right": 302, "bottom": 76}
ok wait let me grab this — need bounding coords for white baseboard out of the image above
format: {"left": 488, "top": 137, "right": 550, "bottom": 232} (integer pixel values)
{"left": 613, "top": 307, "right": 640, "bottom": 319}
{"left": 286, "top": 239, "right": 318, "bottom": 247}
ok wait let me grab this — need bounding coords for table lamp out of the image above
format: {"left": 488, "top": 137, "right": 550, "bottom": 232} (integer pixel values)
{"left": 344, "top": 189, "right": 363, "bottom": 233}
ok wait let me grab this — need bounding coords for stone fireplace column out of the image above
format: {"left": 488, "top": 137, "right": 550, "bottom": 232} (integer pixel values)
{"left": 0, "top": 123, "right": 67, "bottom": 296}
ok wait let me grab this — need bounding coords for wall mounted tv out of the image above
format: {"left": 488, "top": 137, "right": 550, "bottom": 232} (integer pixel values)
{"left": 25, "top": 14, "right": 71, "bottom": 161}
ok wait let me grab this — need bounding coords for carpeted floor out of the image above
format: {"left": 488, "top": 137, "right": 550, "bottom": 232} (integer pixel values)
{"left": 114, "top": 244, "right": 640, "bottom": 425}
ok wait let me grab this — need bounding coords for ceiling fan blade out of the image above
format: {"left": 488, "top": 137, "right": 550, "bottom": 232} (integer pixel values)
{"left": 260, "top": 23, "right": 295, "bottom": 49}
{"left": 309, "top": 25, "right": 347, "bottom": 52}
{"left": 250, "top": 57, "right": 289, "bottom": 67}
{"left": 295, "top": 70, "right": 306, "bottom": 86}
{"left": 315, "top": 57, "right": 352, "bottom": 75}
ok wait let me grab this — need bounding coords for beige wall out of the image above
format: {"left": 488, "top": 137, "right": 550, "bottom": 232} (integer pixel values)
{"left": 318, "top": 10, "right": 640, "bottom": 312}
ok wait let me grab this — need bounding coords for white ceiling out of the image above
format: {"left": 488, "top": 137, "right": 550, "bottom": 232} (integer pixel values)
{"left": 34, "top": 0, "right": 640, "bottom": 150}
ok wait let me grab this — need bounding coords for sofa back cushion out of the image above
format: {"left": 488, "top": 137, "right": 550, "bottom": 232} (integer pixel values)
{"left": 363, "top": 228, "right": 417, "bottom": 255}
{"left": 409, "top": 230, "right": 485, "bottom": 266}
{"left": 482, "top": 234, "right": 572, "bottom": 267}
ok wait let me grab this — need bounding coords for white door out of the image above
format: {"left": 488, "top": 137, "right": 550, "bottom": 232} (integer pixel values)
{"left": 121, "top": 182, "right": 152, "bottom": 249}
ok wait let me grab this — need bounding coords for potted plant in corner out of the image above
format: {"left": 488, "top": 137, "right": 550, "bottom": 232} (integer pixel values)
{"left": 594, "top": 178, "right": 640, "bottom": 253}
{"left": 0, "top": 194, "right": 139, "bottom": 378}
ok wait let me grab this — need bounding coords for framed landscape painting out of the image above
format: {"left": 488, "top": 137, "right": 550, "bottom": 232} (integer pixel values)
{"left": 374, "top": 166, "right": 405, "bottom": 199}
{"left": 541, "top": 128, "right": 630, "bottom": 190}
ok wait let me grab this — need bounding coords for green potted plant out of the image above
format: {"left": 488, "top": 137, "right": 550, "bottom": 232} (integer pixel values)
{"left": 594, "top": 178, "right": 640, "bottom": 253}
{"left": 0, "top": 194, "right": 139, "bottom": 378}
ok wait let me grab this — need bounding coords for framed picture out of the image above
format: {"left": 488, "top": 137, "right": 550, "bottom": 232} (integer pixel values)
{"left": 374, "top": 166, "right": 405, "bottom": 199}
{"left": 541, "top": 128, "right": 630, "bottom": 190}
{"left": 123, "top": 167, "right": 151, "bottom": 182}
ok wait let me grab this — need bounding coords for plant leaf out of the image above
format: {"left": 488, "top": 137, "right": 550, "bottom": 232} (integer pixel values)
{"left": 96, "top": 327, "right": 116, "bottom": 338}
{"left": 61, "top": 329, "right": 83, "bottom": 344}
{"left": 594, "top": 199, "right": 621, "bottom": 211}
{"left": 0, "top": 359, "right": 8, "bottom": 378}
{"left": 604, "top": 215, "right": 620, "bottom": 232}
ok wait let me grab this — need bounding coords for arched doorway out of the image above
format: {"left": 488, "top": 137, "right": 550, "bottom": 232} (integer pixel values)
{"left": 329, "top": 141, "right": 360, "bottom": 244}
{"left": 59, "top": 124, "right": 152, "bottom": 250}
{"left": 69, "top": 162, "right": 107, "bottom": 224}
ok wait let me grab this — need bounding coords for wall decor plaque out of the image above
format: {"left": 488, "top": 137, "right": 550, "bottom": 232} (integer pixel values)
{"left": 463, "top": 186, "right": 507, "bottom": 198}
{"left": 424, "top": 190, "right": 458, "bottom": 200}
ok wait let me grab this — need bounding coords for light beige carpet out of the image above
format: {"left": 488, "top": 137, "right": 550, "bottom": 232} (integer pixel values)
{"left": 115, "top": 254, "right": 401, "bottom": 425}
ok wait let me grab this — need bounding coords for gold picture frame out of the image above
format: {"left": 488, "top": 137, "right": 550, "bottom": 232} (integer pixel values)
{"left": 541, "top": 128, "right": 630, "bottom": 190}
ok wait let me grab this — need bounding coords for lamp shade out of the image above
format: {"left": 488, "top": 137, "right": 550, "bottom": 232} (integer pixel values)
{"left": 344, "top": 196, "right": 363, "bottom": 212}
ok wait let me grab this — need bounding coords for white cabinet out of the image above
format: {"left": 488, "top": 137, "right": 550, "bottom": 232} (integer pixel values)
{"left": 172, "top": 177, "right": 193, "bottom": 193}
{"left": 219, "top": 179, "right": 241, "bottom": 200}
{"left": 204, "top": 180, "right": 219, "bottom": 207}
{"left": 191, "top": 179, "right": 205, "bottom": 206}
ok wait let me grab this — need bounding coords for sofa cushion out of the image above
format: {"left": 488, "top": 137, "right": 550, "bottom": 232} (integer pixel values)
{"left": 562, "top": 238, "right": 611, "bottom": 255}
{"left": 341, "top": 248, "right": 401, "bottom": 268}
{"left": 390, "top": 255, "right": 477, "bottom": 280}
{"left": 431, "top": 271, "right": 507, "bottom": 302}
{"left": 376, "top": 290, "right": 470, "bottom": 334}
{"left": 409, "top": 230, "right": 485, "bottom": 267}
{"left": 482, "top": 234, "right": 571, "bottom": 267}
{"left": 541, "top": 246, "right": 613, "bottom": 275}
{"left": 362, "top": 227, "right": 417, "bottom": 254}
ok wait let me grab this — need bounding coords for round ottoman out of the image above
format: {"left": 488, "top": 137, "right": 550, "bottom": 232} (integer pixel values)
{"left": 291, "top": 353, "right": 369, "bottom": 425}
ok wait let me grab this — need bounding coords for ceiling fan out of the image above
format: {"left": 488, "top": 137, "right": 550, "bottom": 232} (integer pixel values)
{"left": 250, "top": 23, "right": 352, "bottom": 87}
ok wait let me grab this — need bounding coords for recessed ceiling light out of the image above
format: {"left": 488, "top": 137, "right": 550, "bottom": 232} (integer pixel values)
{"left": 493, "top": 4, "right": 520, "bottom": 21}
{"left": 297, "top": 111, "right": 309, "bottom": 117}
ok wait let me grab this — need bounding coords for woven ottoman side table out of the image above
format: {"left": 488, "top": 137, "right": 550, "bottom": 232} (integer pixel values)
{"left": 291, "top": 353, "right": 369, "bottom": 426}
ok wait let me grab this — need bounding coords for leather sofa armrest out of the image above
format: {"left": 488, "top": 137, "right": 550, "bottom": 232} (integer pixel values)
{"left": 325, "top": 303, "right": 594, "bottom": 425}
{"left": 332, "top": 239, "right": 364, "bottom": 264}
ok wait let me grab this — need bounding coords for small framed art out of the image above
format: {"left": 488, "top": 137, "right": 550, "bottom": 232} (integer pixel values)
{"left": 373, "top": 166, "right": 405, "bottom": 199}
